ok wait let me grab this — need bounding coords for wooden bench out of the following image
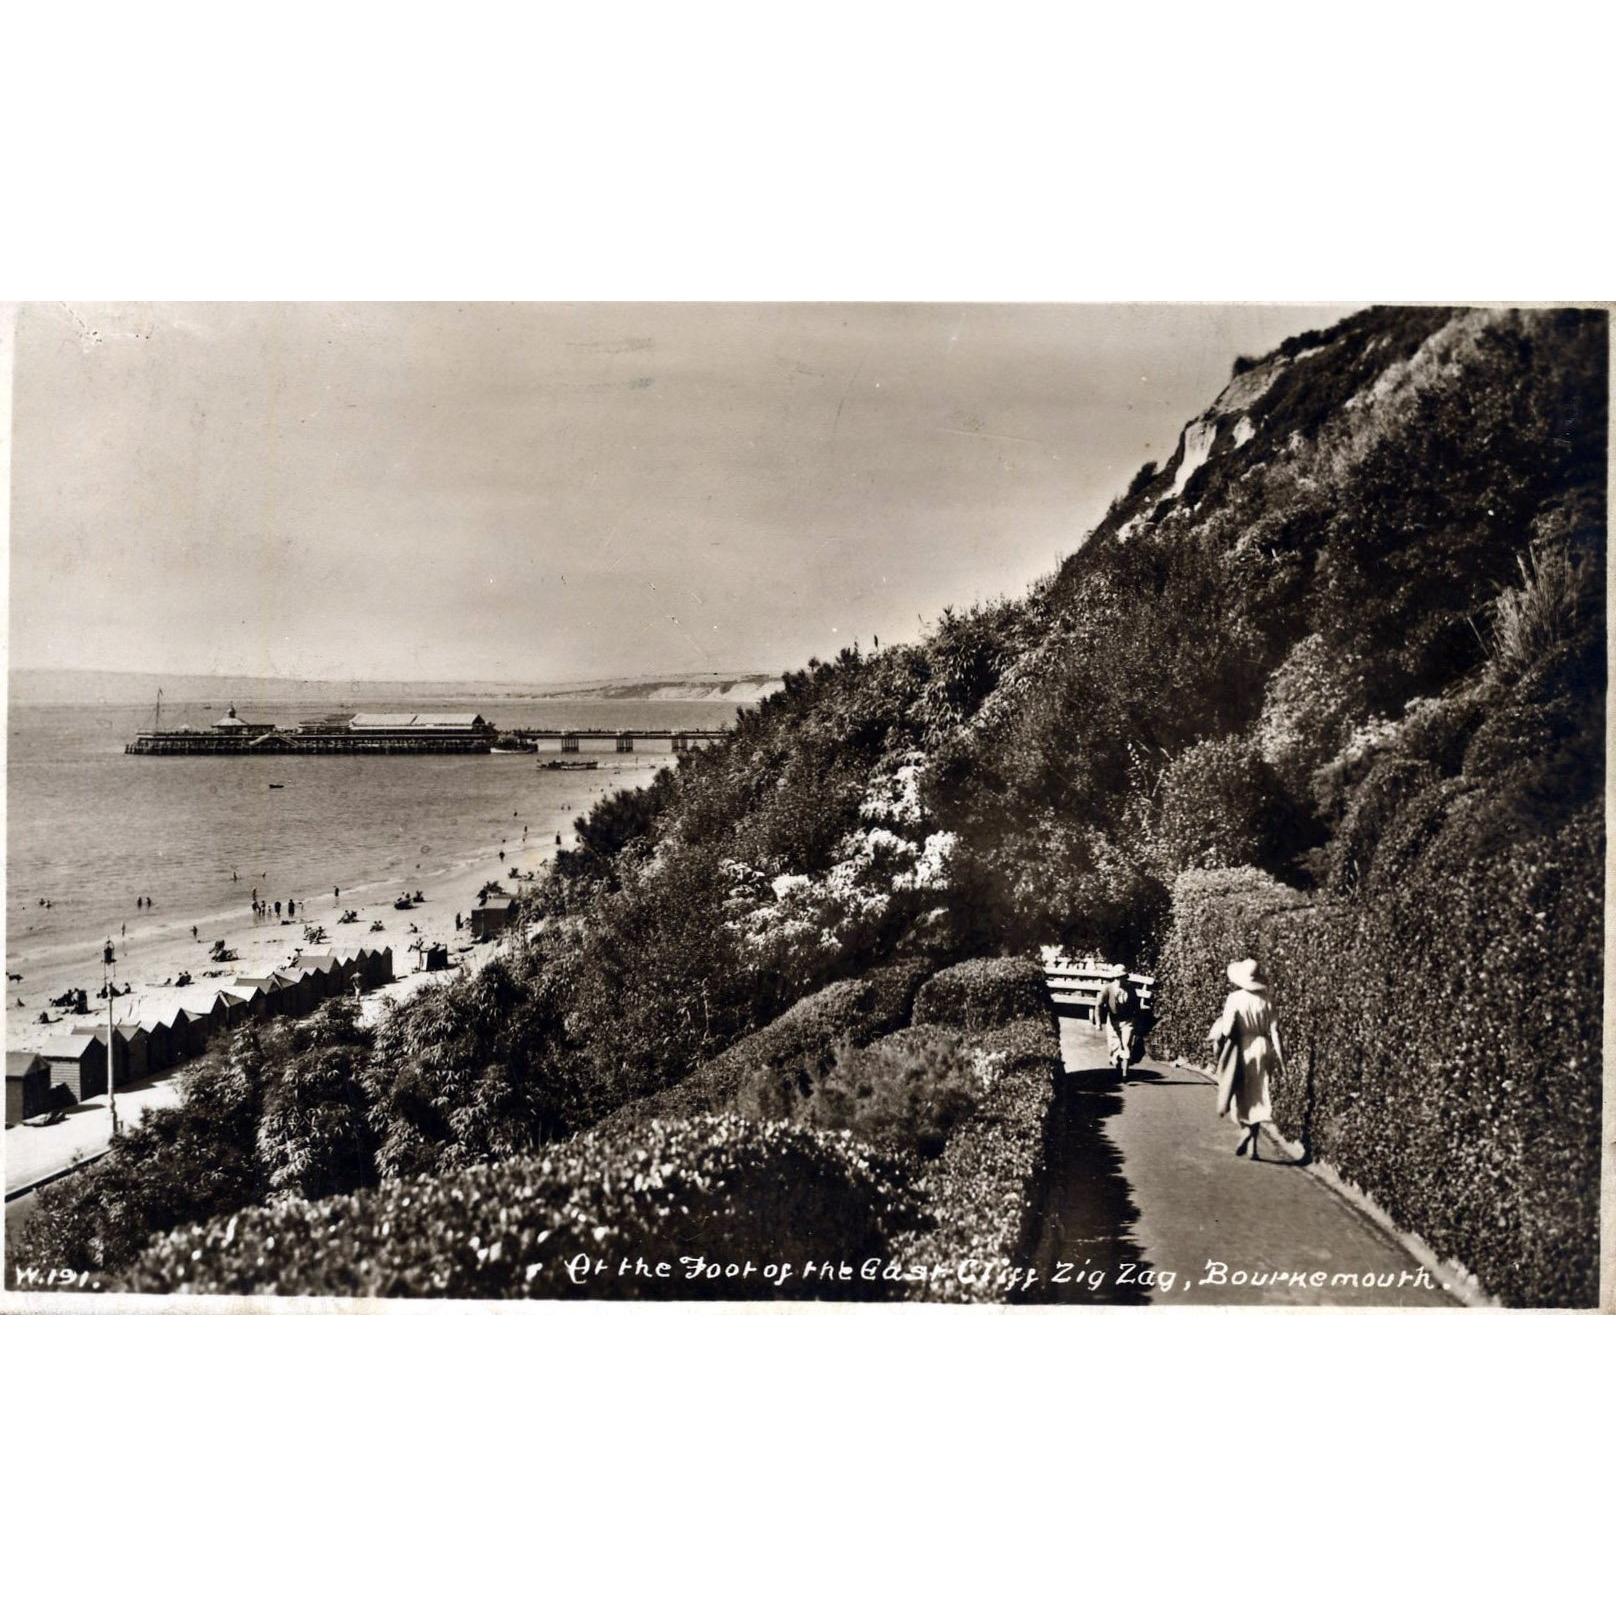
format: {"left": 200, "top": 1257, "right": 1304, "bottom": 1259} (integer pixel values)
{"left": 1040, "top": 948, "right": 1156, "bottom": 1024}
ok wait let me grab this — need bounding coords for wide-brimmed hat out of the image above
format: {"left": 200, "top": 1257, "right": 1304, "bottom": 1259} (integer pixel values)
{"left": 1227, "top": 958, "right": 1267, "bottom": 992}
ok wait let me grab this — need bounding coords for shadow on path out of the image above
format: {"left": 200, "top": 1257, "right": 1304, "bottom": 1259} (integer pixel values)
{"left": 1021, "top": 1063, "right": 1148, "bottom": 1304}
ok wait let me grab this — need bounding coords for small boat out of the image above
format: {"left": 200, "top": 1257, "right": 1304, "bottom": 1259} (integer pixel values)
{"left": 268, "top": 783, "right": 285, "bottom": 789}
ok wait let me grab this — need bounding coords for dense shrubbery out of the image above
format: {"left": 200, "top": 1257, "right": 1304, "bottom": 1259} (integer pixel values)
{"left": 1154, "top": 807, "right": 1603, "bottom": 1306}
{"left": 587, "top": 961, "right": 930, "bottom": 1142}
{"left": 364, "top": 937, "right": 593, "bottom": 1181}
{"left": 890, "top": 1016, "right": 1059, "bottom": 1301}
{"left": 910, "top": 956, "right": 1049, "bottom": 1030}
{"left": 1150, "top": 736, "right": 1310, "bottom": 877}
{"left": 122, "top": 1115, "right": 915, "bottom": 1301}
{"left": 741, "top": 1026, "right": 980, "bottom": 1159}
{"left": 13, "top": 1002, "right": 373, "bottom": 1278}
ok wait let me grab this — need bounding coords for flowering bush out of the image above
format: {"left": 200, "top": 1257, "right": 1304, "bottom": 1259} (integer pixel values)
{"left": 121, "top": 1115, "right": 917, "bottom": 1301}
{"left": 717, "top": 751, "right": 958, "bottom": 983}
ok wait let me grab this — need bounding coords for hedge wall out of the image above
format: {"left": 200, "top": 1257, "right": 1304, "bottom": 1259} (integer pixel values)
{"left": 911, "top": 956, "right": 1050, "bottom": 1032}
{"left": 587, "top": 959, "right": 930, "bottom": 1141}
{"left": 1153, "top": 804, "right": 1603, "bottom": 1307}
{"left": 891, "top": 1014, "right": 1059, "bottom": 1302}
{"left": 121, "top": 1114, "right": 914, "bottom": 1301}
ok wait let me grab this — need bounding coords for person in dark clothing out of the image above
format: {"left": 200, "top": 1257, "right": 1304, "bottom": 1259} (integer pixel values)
{"left": 1097, "top": 967, "right": 1140, "bottom": 1077}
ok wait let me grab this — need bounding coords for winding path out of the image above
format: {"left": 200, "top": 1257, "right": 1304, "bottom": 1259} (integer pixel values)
{"left": 1026, "top": 1020, "right": 1457, "bottom": 1306}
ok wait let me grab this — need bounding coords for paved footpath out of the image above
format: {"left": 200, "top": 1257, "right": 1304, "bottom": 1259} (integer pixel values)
{"left": 1033, "top": 1020, "right": 1457, "bottom": 1306}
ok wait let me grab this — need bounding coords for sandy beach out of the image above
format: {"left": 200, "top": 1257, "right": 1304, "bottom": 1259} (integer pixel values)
{"left": 3, "top": 756, "right": 660, "bottom": 1057}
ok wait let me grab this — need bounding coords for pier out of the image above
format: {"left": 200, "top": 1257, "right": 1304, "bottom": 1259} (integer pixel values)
{"left": 125, "top": 709, "right": 731, "bottom": 757}
{"left": 507, "top": 728, "right": 728, "bottom": 754}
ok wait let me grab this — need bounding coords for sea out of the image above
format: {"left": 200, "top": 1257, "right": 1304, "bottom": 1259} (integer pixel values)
{"left": 6, "top": 698, "right": 733, "bottom": 969}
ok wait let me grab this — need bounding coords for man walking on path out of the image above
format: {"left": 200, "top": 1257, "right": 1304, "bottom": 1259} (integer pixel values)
{"left": 1096, "top": 966, "right": 1139, "bottom": 1077}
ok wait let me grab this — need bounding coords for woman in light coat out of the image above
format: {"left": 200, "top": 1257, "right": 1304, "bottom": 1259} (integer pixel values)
{"left": 1207, "top": 958, "right": 1286, "bottom": 1160}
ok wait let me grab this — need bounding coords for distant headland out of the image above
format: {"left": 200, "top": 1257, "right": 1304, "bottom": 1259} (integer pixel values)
{"left": 8, "top": 668, "right": 785, "bottom": 707}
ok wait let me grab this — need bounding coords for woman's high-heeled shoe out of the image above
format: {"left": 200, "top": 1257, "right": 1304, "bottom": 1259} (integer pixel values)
{"left": 1234, "top": 1131, "right": 1250, "bottom": 1156}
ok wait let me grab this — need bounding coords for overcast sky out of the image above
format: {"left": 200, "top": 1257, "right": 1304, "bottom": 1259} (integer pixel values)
{"left": 9, "top": 302, "right": 1361, "bottom": 682}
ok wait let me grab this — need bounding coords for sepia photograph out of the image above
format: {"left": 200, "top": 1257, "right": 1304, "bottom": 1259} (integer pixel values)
{"left": 3, "top": 12, "right": 1613, "bottom": 1612}
{"left": 3, "top": 299, "right": 1605, "bottom": 1310}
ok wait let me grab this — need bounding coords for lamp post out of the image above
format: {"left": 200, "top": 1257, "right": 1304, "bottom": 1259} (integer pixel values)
{"left": 103, "top": 938, "right": 121, "bottom": 1138}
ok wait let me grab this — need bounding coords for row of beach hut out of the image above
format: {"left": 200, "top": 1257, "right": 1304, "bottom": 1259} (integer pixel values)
{"left": 6, "top": 946, "right": 393, "bottom": 1125}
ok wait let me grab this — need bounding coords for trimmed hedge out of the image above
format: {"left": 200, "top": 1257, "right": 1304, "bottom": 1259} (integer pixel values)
{"left": 891, "top": 1016, "right": 1059, "bottom": 1301}
{"left": 740, "top": 1024, "right": 980, "bottom": 1159}
{"left": 911, "top": 956, "right": 1049, "bottom": 1032}
{"left": 588, "top": 959, "right": 930, "bottom": 1141}
{"left": 120, "top": 1115, "right": 915, "bottom": 1301}
{"left": 1153, "top": 806, "right": 1603, "bottom": 1307}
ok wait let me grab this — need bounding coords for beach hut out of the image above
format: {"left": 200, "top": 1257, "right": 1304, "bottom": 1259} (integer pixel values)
{"left": 469, "top": 896, "right": 520, "bottom": 942}
{"left": 233, "top": 975, "right": 291, "bottom": 1021}
{"left": 135, "top": 1010, "right": 182, "bottom": 1073}
{"left": 7, "top": 1051, "right": 52, "bottom": 1125}
{"left": 173, "top": 989, "right": 231, "bottom": 1054}
{"left": 302, "top": 957, "right": 341, "bottom": 1003}
{"left": 268, "top": 968, "right": 316, "bottom": 1017}
{"left": 40, "top": 1032, "right": 108, "bottom": 1102}
{"left": 220, "top": 982, "right": 270, "bottom": 1023}
{"left": 218, "top": 982, "right": 265, "bottom": 1021}
{"left": 353, "top": 946, "right": 393, "bottom": 988}
{"left": 293, "top": 953, "right": 346, "bottom": 1001}
{"left": 71, "top": 1024, "right": 150, "bottom": 1085}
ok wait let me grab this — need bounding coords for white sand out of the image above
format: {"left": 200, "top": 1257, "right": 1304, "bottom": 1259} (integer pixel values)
{"left": 4, "top": 756, "right": 660, "bottom": 1056}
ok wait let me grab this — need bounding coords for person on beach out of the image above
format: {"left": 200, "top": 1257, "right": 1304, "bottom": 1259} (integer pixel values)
{"left": 275, "top": 901, "right": 282, "bottom": 919}
{"left": 1208, "top": 958, "right": 1287, "bottom": 1160}
{"left": 288, "top": 899, "right": 296, "bottom": 919}
{"left": 191, "top": 924, "right": 198, "bottom": 940}
{"left": 1097, "top": 966, "right": 1140, "bottom": 1077}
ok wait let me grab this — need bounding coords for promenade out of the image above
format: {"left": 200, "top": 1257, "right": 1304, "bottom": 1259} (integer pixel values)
{"left": 1029, "top": 1020, "right": 1458, "bottom": 1306}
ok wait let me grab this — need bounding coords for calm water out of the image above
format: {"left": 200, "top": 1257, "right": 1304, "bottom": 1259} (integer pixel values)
{"left": 6, "top": 699, "right": 731, "bottom": 963}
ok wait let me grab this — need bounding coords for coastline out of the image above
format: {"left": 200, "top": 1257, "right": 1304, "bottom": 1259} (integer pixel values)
{"left": 3, "top": 756, "right": 660, "bottom": 1058}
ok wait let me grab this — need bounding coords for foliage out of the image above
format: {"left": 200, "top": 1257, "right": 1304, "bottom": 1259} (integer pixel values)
{"left": 911, "top": 956, "right": 1049, "bottom": 1031}
{"left": 364, "top": 938, "right": 593, "bottom": 1182}
{"left": 257, "top": 999, "right": 377, "bottom": 1201}
{"left": 741, "top": 1026, "right": 980, "bottom": 1159}
{"left": 121, "top": 1115, "right": 917, "bottom": 1301}
{"left": 588, "top": 961, "right": 930, "bottom": 1142}
{"left": 1153, "top": 797, "right": 1603, "bottom": 1307}
{"left": 1149, "top": 735, "right": 1309, "bottom": 877}
{"left": 12, "top": 1004, "right": 368, "bottom": 1280}
{"left": 1254, "top": 632, "right": 1368, "bottom": 799}
{"left": 1485, "top": 540, "right": 1594, "bottom": 687}
{"left": 890, "top": 1016, "right": 1059, "bottom": 1301}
